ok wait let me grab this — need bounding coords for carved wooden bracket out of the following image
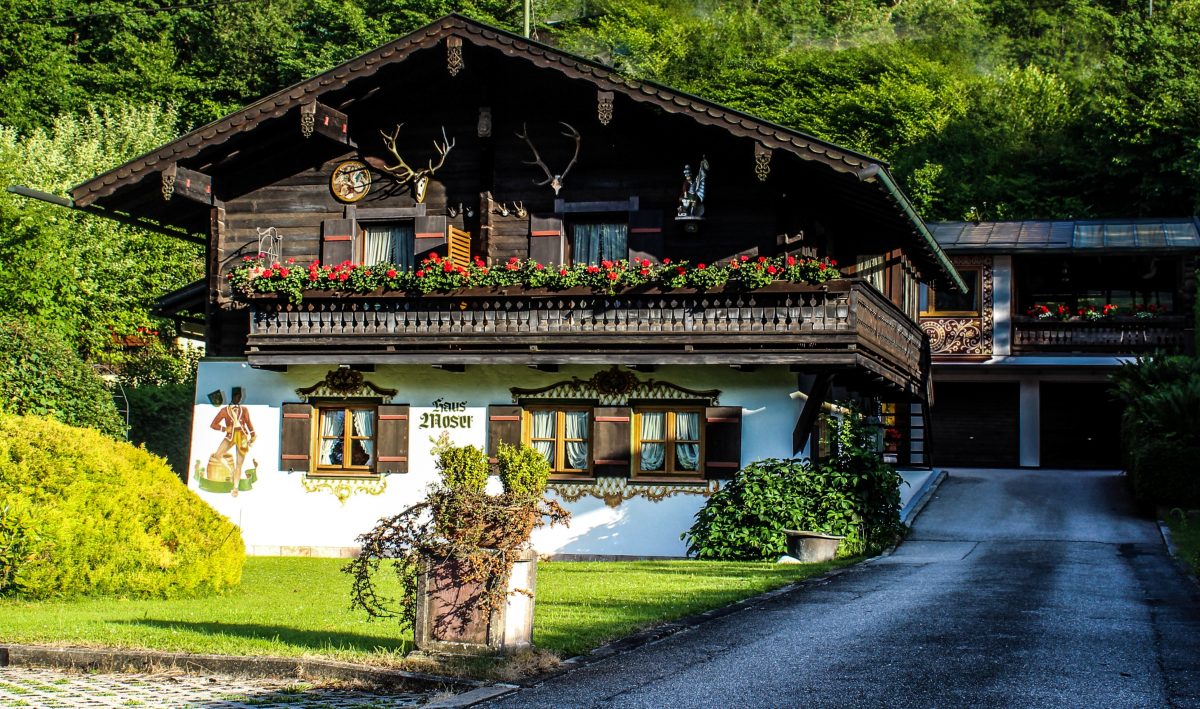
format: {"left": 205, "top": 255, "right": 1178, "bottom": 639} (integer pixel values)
{"left": 597, "top": 91, "right": 614, "bottom": 125}
{"left": 477, "top": 106, "right": 492, "bottom": 138}
{"left": 447, "top": 36, "right": 464, "bottom": 76}
{"left": 754, "top": 142, "right": 772, "bottom": 182}
{"left": 161, "top": 163, "right": 212, "bottom": 205}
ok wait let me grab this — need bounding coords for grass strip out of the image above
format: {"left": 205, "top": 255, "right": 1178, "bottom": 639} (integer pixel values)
{"left": 0, "top": 556, "right": 851, "bottom": 664}
{"left": 1165, "top": 510, "right": 1200, "bottom": 579}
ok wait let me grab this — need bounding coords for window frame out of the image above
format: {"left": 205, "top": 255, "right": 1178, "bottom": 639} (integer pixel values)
{"left": 522, "top": 405, "right": 594, "bottom": 479}
{"left": 632, "top": 406, "right": 706, "bottom": 479}
{"left": 923, "top": 267, "right": 982, "bottom": 317}
{"left": 356, "top": 218, "right": 415, "bottom": 268}
{"left": 312, "top": 403, "right": 378, "bottom": 477}
{"left": 566, "top": 216, "right": 629, "bottom": 266}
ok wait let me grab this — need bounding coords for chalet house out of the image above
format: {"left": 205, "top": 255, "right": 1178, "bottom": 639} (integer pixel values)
{"left": 67, "top": 15, "right": 963, "bottom": 558}
{"left": 919, "top": 219, "right": 1199, "bottom": 469}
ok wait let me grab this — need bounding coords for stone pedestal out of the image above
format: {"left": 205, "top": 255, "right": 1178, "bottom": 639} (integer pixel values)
{"left": 413, "top": 549, "right": 537, "bottom": 654}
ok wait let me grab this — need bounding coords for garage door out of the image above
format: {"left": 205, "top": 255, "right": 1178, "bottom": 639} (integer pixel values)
{"left": 930, "top": 382, "right": 1020, "bottom": 467}
{"left": 1040, "top": 382, "right": 1122, "bottom": 469}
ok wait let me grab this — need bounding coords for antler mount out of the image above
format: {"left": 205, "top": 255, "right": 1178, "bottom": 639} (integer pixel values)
{"left": 516, "top": 122, "right": 581, "bottom": 195}
{"left": 368, "top": 124, "right": 455, "bottom": 203}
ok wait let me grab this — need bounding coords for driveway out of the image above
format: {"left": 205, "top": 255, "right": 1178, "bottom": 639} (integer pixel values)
{"left": 488, "top": 468, "right": 1200, "bottom": 708}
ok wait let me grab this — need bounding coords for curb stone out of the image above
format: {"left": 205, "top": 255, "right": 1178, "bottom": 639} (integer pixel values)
{"left": 901, "top": 469, "right": 949, "bottom": 528}
{"left": 0, "top": 643, "right": 481, "bottom": 693}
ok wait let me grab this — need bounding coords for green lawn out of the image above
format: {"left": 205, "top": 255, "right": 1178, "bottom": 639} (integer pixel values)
{"left": 1165, "top": 511, "right": 1200, "bottom": 580}
{"left": 0, "top": 556, "right": 850, "bottom": 664}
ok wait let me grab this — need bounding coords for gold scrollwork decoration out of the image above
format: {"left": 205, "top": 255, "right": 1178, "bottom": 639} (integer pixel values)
{"left": 161, "top": 171, "right": 176, "bottom": 201}
{"left": 296, "top": 369, "right": 398, "bottom": 401}
{"left": 754, "top": 143, "right": 771, "bottom": 182}
{"left": 549, "top": 477, "right": 720, "bottom": 508}
{"left": 302, "top": 475, "right": 387, "bottom": 505}
{"left": 447, "top": 37, "right": 464, "bottom": 76}
{"left": 511, "top": 365, "right": 721, "bottom": 405}
{"left": 597, "top": 91, "right": 614, "bottom": 126}
{"left": 921, "top": 318, "right": 985, "bottom": 355}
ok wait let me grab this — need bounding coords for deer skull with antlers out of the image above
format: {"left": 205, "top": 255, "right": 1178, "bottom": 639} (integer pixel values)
{"left": 516, "top": 122, "right": 580, "bottom": 194}
{"left": 366, "top": 124, "right": 455, "bottom": 203}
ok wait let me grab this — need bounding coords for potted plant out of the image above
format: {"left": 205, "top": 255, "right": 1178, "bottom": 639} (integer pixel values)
{"left": 344, "top": 435, "right": 568, "bottom": 654}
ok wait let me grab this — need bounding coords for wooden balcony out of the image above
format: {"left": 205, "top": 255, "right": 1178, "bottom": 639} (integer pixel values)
{"left": 1012, "top": 316, "right": 1192, "bottom": 354}
{"left": 245, "top": 280, "right": 930, "bottom": 395}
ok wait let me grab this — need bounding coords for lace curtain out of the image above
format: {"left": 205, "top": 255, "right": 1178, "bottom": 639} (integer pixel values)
{"left": 363, "top": 222, "right": 415, "bottom": 268}
{"left": 352, "top": 409, "right": 375, "bottom": 468}
{"left": 640, "top": 411, "right": 665, "bottom": 472}
{"left": 564, "top": 411, "right": 589, "bottom": 470}
{"left": 319, "top": 409, "right": 343, "bottom": 466}
{"left": 571, "top": 222, "right": 628, "bottom": 264}
{"left": 531, "top": 411, "right": 556, "bottom": 468}
{"left": 675, "top": 412, "right": 700, "bottom": 471}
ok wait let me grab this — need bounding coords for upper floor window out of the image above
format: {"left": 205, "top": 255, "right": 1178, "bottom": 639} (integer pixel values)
{"left": 924, "top": 267, "right": 981, "bottom": 316}
{"left": 570, "top": 221, "right": 627, "bottom": 264}
{"left": 635, "top": 407, "right": 703, "bottom": 477}
{"left": 361, "top": 221, "right": 415, "bottom": 268}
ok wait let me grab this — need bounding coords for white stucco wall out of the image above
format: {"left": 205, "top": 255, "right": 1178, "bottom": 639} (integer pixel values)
{"left": 189, "top": 361, "right": 802, "bottom": 558}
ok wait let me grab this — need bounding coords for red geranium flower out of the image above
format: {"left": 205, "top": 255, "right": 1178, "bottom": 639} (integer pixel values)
{"left": 560, "top": 268, "right": 569, "bottom": 276}
{"left": 279, "top": 267, "right": 290, "bottom": 277}
{"left": 676, "top": 267, "right": 687, "bottom": 275}
{"left": 698, "top": 263, "right": 707, "bottom": 270}
{"left": 416, "top": 270, "right": 425, "bottom": 278}
{"left": 639, "top": 268, "right": 650, "bottom": 276}
{"left": 786, "top": 255, "right": 796, "bottom": 266}
{"left": 262, "top": 268, "right": 274, "bottom": 278}
{"left": 662, "top": 258, "right": 671, "bottom": 265}
{"left": 607, "top": 271, "right": 619, "bottom": 281}
{"left": 767, "top": 265, "right": 778, "bottom": 275}
{"left": 740, "top": 255, "right": 749, "bottom": 262}
{"left": 757, "top": 255, "right": 767, "bottom": 263}
{"left": 443, "top": 261, "right": 454, "bottom": 273}
{"left": 535, "top": 263, "right": 545, "bottom": 271}
{"left": 386, "top": 269, "right": 397, "bottom": 278}
{"left": 602, "top": 260, "right": 614, "bottom": 269}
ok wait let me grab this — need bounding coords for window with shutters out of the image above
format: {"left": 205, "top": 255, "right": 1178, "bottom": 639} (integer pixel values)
{"left": 523, "top": 406, "right": 591, "bottom": 476}
{"left": 633, "top": 407, "right": 704, "bottom": 478}
{"left": 359, "top": 221, "right": 415, "bottom": 268}
{"left": 315, "top": 404, "right": 376, "bottom": 475}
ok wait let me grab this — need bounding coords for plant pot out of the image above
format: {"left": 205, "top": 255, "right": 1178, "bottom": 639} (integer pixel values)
{"left": 413, "top": 548, "right": 537, "bottom": 654}
{"left": 783, "top": 530, "right": 844, "bottom": 563}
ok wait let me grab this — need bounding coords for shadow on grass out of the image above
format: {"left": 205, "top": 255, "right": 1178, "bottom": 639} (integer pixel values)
{"left": 110, "top": 619, "right": 412, "bottom": 654}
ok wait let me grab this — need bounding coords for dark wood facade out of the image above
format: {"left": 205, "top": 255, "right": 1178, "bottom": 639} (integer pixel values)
{"left": 72, "top": 15, "right": 959, "bottom": 404}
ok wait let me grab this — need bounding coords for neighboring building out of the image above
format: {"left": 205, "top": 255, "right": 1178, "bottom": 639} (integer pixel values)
{"left": 67, "top": 15, "right": 962, "bottom": 558}
{"left": 920, "top": 219, "right": 1199, "bottom": 469}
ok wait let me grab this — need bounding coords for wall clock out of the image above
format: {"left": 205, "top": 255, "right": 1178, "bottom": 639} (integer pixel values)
{"left": 330, "top": 160, "right": 371, "bottom": 202}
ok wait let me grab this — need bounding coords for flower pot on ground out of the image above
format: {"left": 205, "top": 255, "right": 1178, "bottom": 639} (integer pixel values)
{"left": 783, "top": 530, "right": 845, "bottom": 562}
{"left": 344, "top": 435, "right": 568, "bottom": 655}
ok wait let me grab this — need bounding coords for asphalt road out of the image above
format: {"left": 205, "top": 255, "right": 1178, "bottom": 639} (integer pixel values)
{"left": 488, "top": 468, "right": 1200, "bottom": 708}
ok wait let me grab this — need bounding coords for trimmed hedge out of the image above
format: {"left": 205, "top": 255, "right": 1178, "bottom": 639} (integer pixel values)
{"left": 0, "top": 412, "right": 244, "bottom": 599}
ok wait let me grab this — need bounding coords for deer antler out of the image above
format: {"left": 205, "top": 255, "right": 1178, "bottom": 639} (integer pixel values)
{"left": 516, "top": 122, "right": 581, "bottom": 194}
{"left": 379, "top": 124, "right": 415, "bottom": 181}
{"left": 425, "top": 126, "right": 455, "bottom": 176}
{"left": 375, "top": 125, "right": 455, "bottom": 203}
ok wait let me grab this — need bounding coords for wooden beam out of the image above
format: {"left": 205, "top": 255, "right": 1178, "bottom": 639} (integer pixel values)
{"left": 301, "top": 101, "right": 355, "bottom": 147}
{"left": 161, "top": 163, "right": 213, "bottom": 206}
{"left": 432, "top": 364, "right": 465, "bottom": 373}
{"left": 528, "top": 364, "right": 559, "bottom": 372}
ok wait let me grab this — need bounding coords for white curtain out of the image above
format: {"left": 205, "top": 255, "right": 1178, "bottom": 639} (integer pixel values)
{"left": 564, "top": 411, "right": 589, "bottom": 470}
{"left": 319, "top": 409, "right": 344, "bottom": 466}
{"left": 532, "top": 411, "right": 556, "bottom": 468}
{"left": 352, "top": 409, "right": 375, "bottom": 468}
{"left": 364, "top": 223, "right": 415, "bottom": 268}
{"left": 675, "top": 412, "right": 700, "bottom": 472}
{"left": 640, "top": 411, "right": 665, "bottom": 472}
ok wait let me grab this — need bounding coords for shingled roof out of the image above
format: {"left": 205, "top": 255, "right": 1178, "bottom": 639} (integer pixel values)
{"left": 930, "top": 218, "right": 1200, "bottom": 253}
{"left": 67, "top": 13, "right": 963, "bottom": 291}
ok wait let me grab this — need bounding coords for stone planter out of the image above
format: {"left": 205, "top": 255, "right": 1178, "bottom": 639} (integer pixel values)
{"left": 413, "top": 548, "right": 537, "bottom": 654}
{"left": 783, "top": 530, "right": 844, "bottom": 563}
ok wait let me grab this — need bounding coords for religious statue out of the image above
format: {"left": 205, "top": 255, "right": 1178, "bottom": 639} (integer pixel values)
{"left": 677, "top": 156, "right": 709, "bottom": 219}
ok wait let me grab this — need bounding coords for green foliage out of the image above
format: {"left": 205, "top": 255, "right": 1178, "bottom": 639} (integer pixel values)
{"left": 0, "top": 412, "right": 244, "bottom": 599}
{"left": 432, "top": 433, "right": 489, "bottom": 493}
{"left": 0, "top": 103, "right": 202, "bottom": 357}
{"left": 1110, "top": 356, "right": 1200, "bottom": 507}
{"left": 0, "top": 316, "right": 126, "bottom": 438}
{"left": 685, "top": 407, "right": 903, "bottom": 560}
{"left": 496, "top": 443, "right": 551, "bottom": 497}
{"left": 126, "top": 381, "right": 195, "bottom": 477}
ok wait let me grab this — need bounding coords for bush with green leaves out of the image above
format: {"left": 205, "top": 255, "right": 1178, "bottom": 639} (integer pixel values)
{"left": 433, "top": 434, "right": 489, "bottom": 493}
{"left": 0, "top": 316, "right": 126, "bottom": 438}
{"left": 1110, "top": 356, "right": 1200, "bottom": 507}
{"left": 685, "top": 406, "right": 903, "bottom": 560}
{"left": 0, "top": 412, "right": 244, "bottom": 599}
{"left": 495, "top": 443, "right": 551, "bottom": 497}
{"left": 126, "top": 382, "right": 195, "bottom": 478}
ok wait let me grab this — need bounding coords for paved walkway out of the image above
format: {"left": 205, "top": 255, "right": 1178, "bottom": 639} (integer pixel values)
{"left": 0, "top": 666, "right": 430, "bottom": 708}
{"left": 488, "top": 468, "right": 1200, "bottom": 708}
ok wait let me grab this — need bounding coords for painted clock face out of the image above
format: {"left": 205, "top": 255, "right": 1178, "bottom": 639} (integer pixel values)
{"left": 330, "top": 160, "right": 371, "bottom": 203}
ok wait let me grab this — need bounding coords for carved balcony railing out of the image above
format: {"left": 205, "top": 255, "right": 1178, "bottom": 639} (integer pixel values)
{"left": 245, "top": 280, "right": 929, "bottom": 395}
{"left": 1011, "top": 316, "right": 1192, "bottom": 354}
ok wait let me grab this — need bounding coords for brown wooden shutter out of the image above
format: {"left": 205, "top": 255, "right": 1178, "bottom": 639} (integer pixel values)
{"left": 375, "top": 405, "right": 409, "bottom": 474}
{"left": 704, "top": 406, "right": 742, "bottom": 479}
{"left": 415, "top": 215, "right": 448, "bottom": 262}
{"left": 281, "top": 403, "right": 313, "bottom": 473}
{"left": 593, "top": 406, "right": 632, "bottom": 477}
{"left": 628, "top": 210, "right": 663, "bottom": 263}
{"left": 487, "top": 405, "right": 522, "bottom": 464}
{"left": 321, "top": 218, "right": 356, "bottom": 265}
{"left": 528, "top": 214, "right": 564, "bottom": 265}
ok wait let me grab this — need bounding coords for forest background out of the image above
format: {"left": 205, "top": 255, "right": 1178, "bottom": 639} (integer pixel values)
{"left": 0, "top": 0, "right": 1197, "bottom": 463}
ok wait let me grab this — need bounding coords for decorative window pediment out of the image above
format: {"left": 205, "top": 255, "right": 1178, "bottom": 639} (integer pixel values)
{"left": 296, "top": 369, "right": 398, "bottom": 402}
{"left": 509, "top": 366, "right": 720, "bottom": 406}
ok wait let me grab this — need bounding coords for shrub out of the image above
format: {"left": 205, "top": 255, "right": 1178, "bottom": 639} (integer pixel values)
{"left": 0, "top": 412, "right": 244, "bottom": 599}
{"left": 496, "top": 443, "right": 551, "bottom": 497}
{"left": 685, "top": 407, "right": 903, "bottom": 560}
{"left": 433, "top": 434, "right": 489, "bottom": 493}
{"left": 126, "top": 382, "right": 194, "bottom": 477}
{"left": 0, "top": 317, "right": 126, "bottom": 438}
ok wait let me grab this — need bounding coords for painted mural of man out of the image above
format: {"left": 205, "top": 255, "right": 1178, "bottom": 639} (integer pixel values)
{"left": 209, "top": 387, "right": 256, "bottom": 496}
